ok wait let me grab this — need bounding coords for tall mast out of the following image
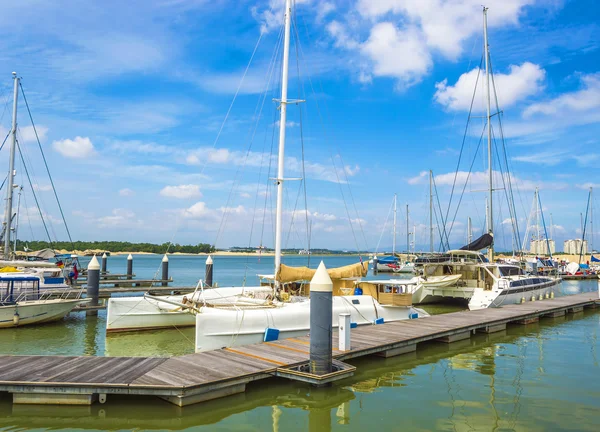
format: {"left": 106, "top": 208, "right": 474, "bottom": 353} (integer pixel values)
{"left": 591, "top": 187, "right": 594, "bottom": 253}
{"left": 550, "top": 213, "right": 554, "bottom": 240}
{"left": 3, "top": 72, "right": 19, "bottom": 258}
{"left": 429, "top": 170, "right": 434, "bottom": 252}
{"left": 535, "top": 187, "right": 540, "bottom": 254}
{"left": 392, "top": 193, "right": 397, "bottom": 255}
{"left": 273, "top": 0, "right": 292, "bottom": 279}
{"left": 483, "top": 7, "right": 494, "bottom": 262}
{"left": 468, "top": 217, "right": 472, "bottom": 245}
{"left": 406, "top": 204, "right": 409, "bottom": 253}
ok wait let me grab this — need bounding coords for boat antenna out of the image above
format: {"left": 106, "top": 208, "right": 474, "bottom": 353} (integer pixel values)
{"left": 483, "top": 6, "right": 494, "bottom": 262}
{"left": 274, "top": 0, "right": 293, "bottom": 283}
{"left": 3, "top": 72, "right": 19, "bottom": 259}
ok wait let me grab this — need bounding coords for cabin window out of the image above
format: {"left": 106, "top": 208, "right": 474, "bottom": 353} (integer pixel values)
{"left": 352, "top": 299, "right": 360, "bottom": 305}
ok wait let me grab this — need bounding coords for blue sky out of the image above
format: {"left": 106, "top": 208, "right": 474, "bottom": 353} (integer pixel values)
{"left": 0, "top": 0, "right": 598, "bottom": 252}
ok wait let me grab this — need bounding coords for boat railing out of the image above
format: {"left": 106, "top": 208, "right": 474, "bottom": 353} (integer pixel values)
{"left": 13, "top": 287, "right": 85, "bottom": 303}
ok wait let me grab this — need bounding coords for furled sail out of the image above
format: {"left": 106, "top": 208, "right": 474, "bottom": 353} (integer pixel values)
{"left": 460, "top": 233, "right": 493, "bottom": 251}
{"left": 276, "top": 262, "right": 367, "bottom": 283}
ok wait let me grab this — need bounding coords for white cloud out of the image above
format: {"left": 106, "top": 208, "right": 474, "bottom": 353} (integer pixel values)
{"left": 19, "top": 125, "right": 48, "bottom": 143}
{"left": 33, "top": 184, "right": 52, "bottom": 192}
{"left": 408, "top": 171, "right": 428, "bottom": 185}
{"left": 119, "top": 188, "right": 134, "bottom": 197}
{"left": 360, "top": 23, "right": 432, "bottom": 88}
{"left": 97, "top": 208, "right": 140, "bottom": 228}
{"left": 52, "top": 136, "right": 95, "bottom": 158}
{"left": 160, "top": 184, "right": 202, "bottom": 199}
{"left": 523, "top": 72, "right": 600, "bottom": 118}
{"left": 576, "top": 183, "right": 600, "bottom": 190}
{"left": 110, "top": 140, "right": 173, "bottom": 154}
{"left": 328, "top": 0, "right": 534, "bottom": 89}
{"left": 435, "top": 62, "right": 546, "bottom": 111}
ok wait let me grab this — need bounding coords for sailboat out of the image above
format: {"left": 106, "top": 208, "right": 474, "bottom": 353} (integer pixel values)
{"left": 106, "top": 0, "right": 427, "bottom": 343}
{"left": 0, "top": 72, "right": 85, "bottom": 328}
{"left": 392, "top": 8, "right": 560, "bottom": 309}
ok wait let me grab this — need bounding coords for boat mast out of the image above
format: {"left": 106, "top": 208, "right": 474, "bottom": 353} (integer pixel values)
{"left": 535, "top": 187, "right": 540, "bottom": 254}
{"left": 591, "top": 187, "right": 594, "bottom": 253}
{"left": 429, "top": 170, "right": 434, "bottom": 252}
{"left": 274, "top": 0, "right": 292, "bottom": 279}
{"left": 468, "top": 217, "right": 472, "bottom": 245}
{"left": 3, "top": 72, "right": 19, "bottom": 259}
{"left": 483, "top": 7, "right": 494, "bottom": 262}
{"left": 392, "top": 193, "right": 397, "bottom": 256}
{"left": 406, "top": 204, "right": 409, "bottom": 254}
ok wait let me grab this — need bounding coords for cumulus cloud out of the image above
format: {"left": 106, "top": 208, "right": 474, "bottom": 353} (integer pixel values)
{"left": 19, "top": 125, "right": 48, "bottom": 143}
{"left": 53, "top": 136, "right": 95, "bottom": 158}
{"left": 119, "top": 188, "right": 134, "bottom": 197}
{"left": 435, "top": 62, "right": 546, "bottom": 111}
{"left": 97, "top": 208, "right": 140, "bottom": 228}
{"left": 328, "top": 0, "right": 534, "bottom": 89}
{"left": 160, "top": 184, "right": 202, "bottom": 199}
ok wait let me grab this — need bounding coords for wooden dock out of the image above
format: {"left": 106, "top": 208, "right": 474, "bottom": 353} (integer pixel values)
{"left": 1, "top": 292, "right": 598, "bottom": 407}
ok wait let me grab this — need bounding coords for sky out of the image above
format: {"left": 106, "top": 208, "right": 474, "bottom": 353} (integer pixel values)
{"left": 0, "top": 0, "right": 598, "bottom": 253}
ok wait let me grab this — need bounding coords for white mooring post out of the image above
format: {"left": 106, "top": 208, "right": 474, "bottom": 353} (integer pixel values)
{"left": 126, "top": 254, "right": 133, "bottom": 279}
{"left": 339, "top": 313, "right": 351, "bottom": 351}
{"left": 101, "top": 252, "right": 107, "bottom": 273}
{"left": 205, "top": 255, "right": 213, "bottom": 287}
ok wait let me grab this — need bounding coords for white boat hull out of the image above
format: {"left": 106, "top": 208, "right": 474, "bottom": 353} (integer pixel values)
{"left": 195, "top": 295, "right": 426, "bottom": 352}
{"left": 469, "top": 278, "right": 561, "bottom": 310}
{"left": 106, "top": 286, "right": 274, "bottom": 332}
{"left": 0, "top": 299, "right": 82, "bottom": 328}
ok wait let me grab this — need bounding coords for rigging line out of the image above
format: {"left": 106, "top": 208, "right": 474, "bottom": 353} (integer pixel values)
{"left": 375, "top": 196, "right": 394, "bottom": 253}
{"left": 443, "top": 55, "right": 484, "bottom": 242}
{"left": 446, "top": 123, "right": 486, "bottom": 242}
{"left": 579, "top": 189, "right": 591, "bottom": 265}
{"left": 0, "top": 132, "right": 9, "bottom": 151}
{"left": 19, "top": 82, "right": 74, "bottom": 249}
{"left": 294, "top": 15, "right": 368, "bottom": 253}
{"left": 294, "top": 15, "right": 364, "bottom": 257}
{"left": 16, "top": 128, "right": 58, "bottom": 242}
{"left": 291, "top": 16, "right": 311, "bottom": 263}
{"left": 214, "top": 22, "right": 281, "bottom": 250}
{"left": 489, "top": 58, "right": 522, "bottom": 253}
{"left": 537, "top": 191, "right": 553, "bottom": 259}
{"left": 15, "top": 139, "right": 55, "bottom": 252}
{"left": 432, "top": 174, "right": 450, "bottom": 251}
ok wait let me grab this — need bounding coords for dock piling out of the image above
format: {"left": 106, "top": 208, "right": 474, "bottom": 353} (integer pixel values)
{"left": 205, "top": 255, "right": 213, "bottom": 287}
{"left": 126, "top": 254, "right": 133, "bottom": 280}
{"left": 372, "top": 255, "right": 378, "bottom": 275}
{"left": 162, "top": 254, "right": 169, "bottom": 287}
{"left": 86, "top": 256, "right": 100, "bottom": 316}
{"left": 309, "top": 261, "right": 333, "bottom": 376}
{"left": 101, "top": 252, "right": 107, "bottom": 273}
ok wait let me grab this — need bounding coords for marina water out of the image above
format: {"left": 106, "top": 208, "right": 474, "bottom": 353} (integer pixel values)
{"left": 0, "top": 254, "right": 598, "bottom": 431}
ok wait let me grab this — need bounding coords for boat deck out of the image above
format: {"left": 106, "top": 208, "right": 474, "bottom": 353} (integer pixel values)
{"left": 1, "top": 292, "right": 598, "bottom": 406}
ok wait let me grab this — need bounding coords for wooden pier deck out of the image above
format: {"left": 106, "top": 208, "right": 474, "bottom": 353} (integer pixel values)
{"left": 1, "top": 292, "right": 598, "bottom": 407}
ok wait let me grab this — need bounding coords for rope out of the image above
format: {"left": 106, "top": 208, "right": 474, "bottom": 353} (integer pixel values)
{"left": 15, "top": 140, "right": 55, "bottom": 252}
{"left": 20, "top": 82, "right": 74, "bottom": 250}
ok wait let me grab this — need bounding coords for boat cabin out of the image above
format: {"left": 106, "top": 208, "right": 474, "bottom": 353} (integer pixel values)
{"left": 355, "top": 280, "right": 415, "bottom": 306}
{"left": 0, "top": 276, "right": 41, "bottom": 304}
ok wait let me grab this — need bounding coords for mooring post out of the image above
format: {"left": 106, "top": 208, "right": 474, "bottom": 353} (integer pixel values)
{"left": 597, "top": 276, "right": 600, "bottom": 299}
{"left": 126, "top": 254, "right": 133, "bottom": 280}
{"left": 86, "top": 255, "right": 100, "bottom": 316}
{"left": 205, "top": 255, "right": 213, "bottom": 287}
{"left": 310, "top": 261, "right": 333, "bottom": 376}
{"left": 101, "top": 252, "right": 107, "bottom": 274}
{"left": 162, "top": 254, "right": 169, "bottom": 287}
{"left": 372, "top": 255, "right": 378, "bottom": 275}
{"left": 339, "top": 313, "right": 351, "bottom": 351}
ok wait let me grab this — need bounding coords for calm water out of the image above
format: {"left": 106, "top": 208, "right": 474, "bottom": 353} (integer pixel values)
{"left": 0, "top": 255, "right": 598, "bottom": 431}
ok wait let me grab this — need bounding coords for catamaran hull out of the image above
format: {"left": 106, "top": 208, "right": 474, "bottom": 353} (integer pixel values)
{"left": 0, "top": 299, "right": 82, "bottom": 328}
{"left": 106, "top": 286, "right": 274, "bottom": 332}
{"left": 195, "top": 295, "right": 426, "bottom": 352}
{"left": 469, "top": 279, "right": 561, "bottom": 310}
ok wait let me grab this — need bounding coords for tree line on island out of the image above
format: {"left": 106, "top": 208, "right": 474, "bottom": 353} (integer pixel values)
{"left": 16, "top": 240, "right": 216, "bottom": 254}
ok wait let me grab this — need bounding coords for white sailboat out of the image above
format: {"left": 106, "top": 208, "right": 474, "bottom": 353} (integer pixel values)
{"left": 398, "top": 8, "right": 560, "bottom": 309}
{"left": 0, "top": 73, "right": 85, "bottom": 328}
{"left": 106, "top": 0, "right": 427, "bottom": 345}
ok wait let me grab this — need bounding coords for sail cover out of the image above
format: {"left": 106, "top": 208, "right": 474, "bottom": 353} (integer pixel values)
{"left": 276, "top": 262, "right": 367, "bottom": 283}
{"left": 460, "top": 233, "right": 493, "bottom": 251}
{"left": 592, "top": 255, "right": 600, "bottom": 263}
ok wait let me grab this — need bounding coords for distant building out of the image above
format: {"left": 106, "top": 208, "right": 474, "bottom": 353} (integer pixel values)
{"left": 530, "top": 239, "right": 555, "bottom": 255}
{"left": 563, "top": 239, "right": 588, "bottom": 255}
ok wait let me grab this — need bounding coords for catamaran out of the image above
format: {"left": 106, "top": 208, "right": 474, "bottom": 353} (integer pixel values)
{"left": 106, "top": 0, "right": 428, "bottom": 345}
